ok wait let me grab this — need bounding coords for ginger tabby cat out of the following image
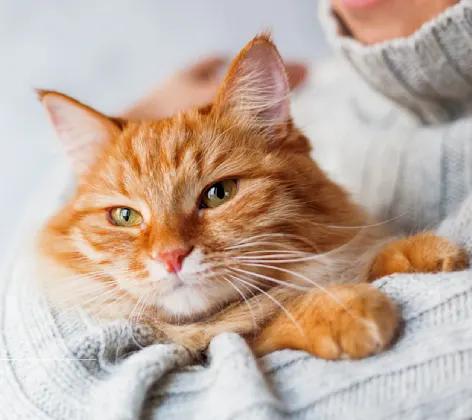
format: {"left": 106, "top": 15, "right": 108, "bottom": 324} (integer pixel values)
{"left": 36, "top": 35, "right": 468, "bottom": 361}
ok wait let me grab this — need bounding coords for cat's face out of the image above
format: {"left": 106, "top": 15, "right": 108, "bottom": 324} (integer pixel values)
{"left": 52, "top": 114, "right": 315, "bottom": 320}
{"left": 38, "top": 36, "right": 361, "bottom": 322}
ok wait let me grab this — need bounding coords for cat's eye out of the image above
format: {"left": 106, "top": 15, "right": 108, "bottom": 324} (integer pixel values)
{"left": 108, "top": 207, "right": 143, "bottom": 227}
{"left": 201, "top": 179, "right": 238, "bottom": 209}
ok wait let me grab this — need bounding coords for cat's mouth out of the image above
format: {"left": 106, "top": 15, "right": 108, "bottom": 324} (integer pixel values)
{"left": 148, "top": 272, "right": 243, "bottom": 322}
{"left": 161, "top": 279, "right": 192, "bottom": 296}
{"left": 159, "top": 273, "right": 200, "bottom": 296}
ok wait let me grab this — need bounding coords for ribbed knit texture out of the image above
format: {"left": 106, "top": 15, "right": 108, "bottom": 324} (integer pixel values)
{"left": 293, "top": 0, "right": 472, "bottom": 234}
{"left": 4, "top": 2, "right": 472, "bottom": 419}
{"left": 320, "top": 0, "right": 472, "bottom": 125}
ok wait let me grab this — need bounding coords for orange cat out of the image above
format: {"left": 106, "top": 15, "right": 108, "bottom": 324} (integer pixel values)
{"left": 35, "top": 35, "right": 468, "bottom": 360}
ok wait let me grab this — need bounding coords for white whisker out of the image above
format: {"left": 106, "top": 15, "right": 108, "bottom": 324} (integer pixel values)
{"left": 302, "top": 212, "right": 409, "bottom": 230}
{"left": 228, "top": 233, "right": 319, "bottom": 249}
{"left": 221, "top": 275, "right": 258, "bottom": 335}
{"left": 230, "top": 266, "right": 309, "bottom": 291}
{"left": 240, "top": 262, "right": 358, "bottom": 318}
{"left": 227, "top": 272, "right": 304, "bottom": 337}
{"left": 225, "top": 241, "right": 294, "bottom": 251}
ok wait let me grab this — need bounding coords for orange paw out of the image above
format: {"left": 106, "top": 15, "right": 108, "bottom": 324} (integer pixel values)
{"left": 368, "top": 233, "right": 469, "bottom": 282}
{"left": 305, "top": 285, "right": 399, "bottom": 360}
{"left": 253, "top": 284, "right": 399, "bottom": 360}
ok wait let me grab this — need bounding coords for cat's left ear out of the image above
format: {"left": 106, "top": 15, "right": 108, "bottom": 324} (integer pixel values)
{"left": 213, "top": 34, "right": 291, "bottom": 143}
{"left": 38, "top": 90, "right": 122, "bottom": 175}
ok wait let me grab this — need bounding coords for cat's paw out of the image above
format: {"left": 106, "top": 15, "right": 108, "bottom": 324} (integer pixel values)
{"left": 368, "top": 233, "right": 469, "bottom": 282}
{"left": 252, "top": 284, "right": 399, "bottom": 360}
{"left": 306, "top": 285, "right": 399, "bottom": 360}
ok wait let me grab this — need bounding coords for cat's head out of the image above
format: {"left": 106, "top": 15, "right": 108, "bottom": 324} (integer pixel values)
{"left": 38, "top": 35, "right": 362, "bottom": 322}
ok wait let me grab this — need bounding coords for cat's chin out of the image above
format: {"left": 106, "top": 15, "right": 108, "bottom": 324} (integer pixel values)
{"left": 153, "top": 282, "right": 240, "bottom": 324}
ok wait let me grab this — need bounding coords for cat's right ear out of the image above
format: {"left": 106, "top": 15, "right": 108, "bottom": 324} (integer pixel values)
{"left": 212, "top": 34, "right": 291, "bottom": 145}
{"left": 38, "top": 90, "right": 122, "bottom": 175}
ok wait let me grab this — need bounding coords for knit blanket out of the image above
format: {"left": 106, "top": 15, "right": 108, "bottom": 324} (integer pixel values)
{"left": 2, "top": 162, "right": 472, "bottom": 420}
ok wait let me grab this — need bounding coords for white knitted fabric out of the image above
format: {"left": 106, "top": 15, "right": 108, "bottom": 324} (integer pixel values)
{"left": 294, "top": 0, "right": 472, "bottom": 234}
{"left": 3, "top": 1, "right": 472, "bottom": 419}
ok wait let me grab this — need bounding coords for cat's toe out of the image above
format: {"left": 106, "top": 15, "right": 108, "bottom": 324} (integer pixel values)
{"left": 369, "top": 233, "right": 469, "bottom": 281}
{"left": 311, "top": 285, "right": 399, "bottom": 360}
{"left": 337, "top": 316, "right": 394, "bottom": 359}
{"left": 437, "top": 245, "right": 469, "bottom": 272}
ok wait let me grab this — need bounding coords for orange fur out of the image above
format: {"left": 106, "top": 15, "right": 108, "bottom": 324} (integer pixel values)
{"left": 368, "top": 232, "right": 469, "bottom": 281}
{"left": 251, "top": 232, "right": 468, "bottom": 359}
{"left": 35, "top": 34, "right": 468, "bottom": 360}
{"left": 252, "top": 284, "right": 398, "bottom": 360}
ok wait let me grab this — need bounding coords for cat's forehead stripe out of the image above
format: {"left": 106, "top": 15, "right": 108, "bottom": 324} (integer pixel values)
{"left": 90, "top": 115, "right": 268, "bottom": 218}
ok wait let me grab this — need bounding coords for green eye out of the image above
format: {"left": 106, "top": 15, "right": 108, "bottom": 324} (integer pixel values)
{"left": 201, "top": 179, "right": 238, "bottom": 209}
{"left": 109, "top": 207, "right": 143, "bottom": 227}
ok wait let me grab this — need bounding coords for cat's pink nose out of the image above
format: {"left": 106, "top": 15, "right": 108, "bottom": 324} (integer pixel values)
{"left": 157, "top": 247, "right": 193, "bottom": 273}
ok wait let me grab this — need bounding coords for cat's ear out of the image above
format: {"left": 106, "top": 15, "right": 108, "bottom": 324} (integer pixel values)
{"left": 38, "top": 90, "right": 122, "bottom": 174}
{"left": 213, "top": 34, "right": 291, "bottom": 142}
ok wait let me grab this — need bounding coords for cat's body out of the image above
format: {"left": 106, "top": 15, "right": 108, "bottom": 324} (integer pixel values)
{"left": 36, "top": 35, "right": 468, "bottom": 360}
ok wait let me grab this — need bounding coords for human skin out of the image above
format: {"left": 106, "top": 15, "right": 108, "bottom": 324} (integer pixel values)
{"left": 331, "top": 0, "right": 459, "bottom": 44}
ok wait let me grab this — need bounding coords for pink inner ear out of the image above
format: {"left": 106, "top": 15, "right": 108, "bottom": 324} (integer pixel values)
{"left": 264, "top": 58, "right": 290, "bottom": 123}
{"left": 41, "top": 93, "right": 119, "bottom": 175}
{"left": 45, "top": 100, "right": 66, "bottom": 126}
{"left": 230, "top": 40, "right": 290, "bottom": 128}
{"left": 49, "top": 112, "right": 62, "bottom": 125}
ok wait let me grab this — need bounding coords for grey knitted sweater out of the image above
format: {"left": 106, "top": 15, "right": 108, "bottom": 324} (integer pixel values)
{"left": 294, "top": 0, "right": 472, "bottom": 234}
{"left": 3, "top": 2, "right": 472, "bottom": 419}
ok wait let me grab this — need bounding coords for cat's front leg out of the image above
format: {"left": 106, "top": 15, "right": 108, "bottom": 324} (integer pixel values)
{"left": 251, "top": 284, "right": 399, "bottom": 360}
{"left": 368, "top": 232, "right": 469, "bottom": 282}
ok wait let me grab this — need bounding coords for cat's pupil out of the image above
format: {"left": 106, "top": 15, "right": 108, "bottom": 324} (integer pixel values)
{"left": 122, "top": 208, "right": 131, "bottom": 221}
{"left": 210, "top": 184, "right": 225, "bottom": 200}
{"left": 201, "top": 179, "right": 237, "bottom": 209}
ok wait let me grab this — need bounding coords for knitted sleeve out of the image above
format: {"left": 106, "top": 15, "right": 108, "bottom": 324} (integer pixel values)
{"left": 291, "top": 63, "right": 472, "bottom": 235}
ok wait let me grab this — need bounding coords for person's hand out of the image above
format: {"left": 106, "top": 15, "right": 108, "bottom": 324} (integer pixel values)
{"left": 124, "top": 57, "right": 307, "bottom": 120}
